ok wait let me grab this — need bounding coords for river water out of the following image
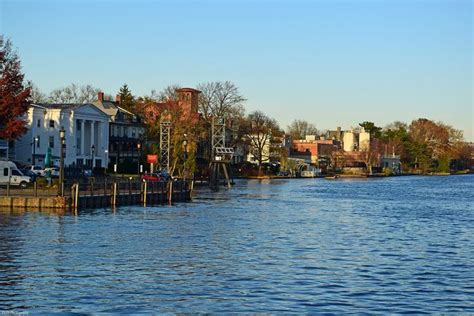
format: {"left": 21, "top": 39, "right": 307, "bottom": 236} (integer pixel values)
{"left": 1, "top": 175, "right": 473, "bottom": 313}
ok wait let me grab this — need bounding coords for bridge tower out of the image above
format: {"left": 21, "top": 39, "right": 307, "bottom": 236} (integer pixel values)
{"left": 160, "top": 120, "right": 171, "bottom": 172}
{"left": 209, "top": 117, "right": 234, "bottom": 190}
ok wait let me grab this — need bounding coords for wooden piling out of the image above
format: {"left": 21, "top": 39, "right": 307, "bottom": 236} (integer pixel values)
{"left": 143, "top": 181, "right": 147, "bottom": 207}
{"left": 112, "top": 181, "right": 117, "bottom": 208}
{"left": 168, "top": 181, "right": 173, "bottom": 205}
{"left": 73, "top": 183, "right": 79, "bottom": 215}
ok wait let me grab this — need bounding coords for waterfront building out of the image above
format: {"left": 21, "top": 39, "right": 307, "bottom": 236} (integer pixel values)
{"left": 93, "top": 92, "right": 145, "bottom": 170}
{"left": 14, "top": 103, "right": 110, "bottom": 167}
{"left": 381, "top": 154, "right": 402, "bottom": 174}
{"left": 291, "top": 135, "right": 341, "bottom": 164}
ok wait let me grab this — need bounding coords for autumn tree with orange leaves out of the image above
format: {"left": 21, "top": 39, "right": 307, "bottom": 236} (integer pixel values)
{"left": 0, "top": 35, "right": 31, "bottom": 140}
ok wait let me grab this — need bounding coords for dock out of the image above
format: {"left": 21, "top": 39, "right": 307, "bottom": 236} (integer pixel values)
{"left": 0, "top": 178, "right": 193, "bottom": 212}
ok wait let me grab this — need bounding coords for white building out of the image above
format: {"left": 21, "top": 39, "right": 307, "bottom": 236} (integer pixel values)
{"left": 14, "top": 103, "right": 110, "bottom": 168}
{"left": 342, "top": 128, "right": 371, "bottom": 152}
{"left": 343, "top": 130, "right": 357, "bottom": 152}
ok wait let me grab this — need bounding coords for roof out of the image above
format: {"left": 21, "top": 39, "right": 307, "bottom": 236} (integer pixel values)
{"left": 33, "top": 103, "right": 82, "bottom": 110}
{"left": 92, "top": 100, "right": 119, "bottom": 118}
{"left": 176, "top": 87, "right": 201, "bottom": 94}
{"left": 32, "top": 103, "right": 110, "bottom": 117}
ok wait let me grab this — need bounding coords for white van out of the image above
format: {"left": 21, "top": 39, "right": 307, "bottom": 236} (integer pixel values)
{"left": 0, "top": 161, "right": 32, "bottom": 188}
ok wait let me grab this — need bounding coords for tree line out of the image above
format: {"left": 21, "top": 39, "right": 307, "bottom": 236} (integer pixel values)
{"left": 1, "top": 35, "right": 471, "bottom": 175}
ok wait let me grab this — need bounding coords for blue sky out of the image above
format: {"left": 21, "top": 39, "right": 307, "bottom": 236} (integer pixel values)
{"left": 1, "top": 0, "right": 472, "bottom": 140}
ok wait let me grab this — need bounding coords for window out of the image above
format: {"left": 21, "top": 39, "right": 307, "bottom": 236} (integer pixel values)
{"left": 3, "top": 168, "right": 8, "bottom": 176}
{"left": 49, "top": 136, "right": 54, "bottom": 148}
{"left": 132, "top": 128, "right": 136, "bottom": 138}
{"left": 49, "top": 120, "right": 54, "bottom": 128}
{"left": 37, "top": 136, "right": 40, "bottom": 148}
{"left": 37, "top": 119, "right": 41, "bottom": 127}
{"left": 12, "top": 170, "right": 21, "bottom": 176}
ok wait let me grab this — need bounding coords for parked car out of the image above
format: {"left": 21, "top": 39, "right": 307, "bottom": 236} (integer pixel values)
{"left": 155, "top": 170, "right": 171, "bottom": 181}
{"left": 141, "top": 173, "right": 163, "bottom": 182}
{"left": 0, "top": 161, "right": 32, "bottom": 188}
{"left": 83, "top": 169, "right": 93, "bottom": 177}
{"left": 20, "top": 168, "right": 38, "bottom": 182}
{"left": 44, "top": 166, "right": 59, "bottom": 178}
{"left": 30, "top": 165, "right": 45, "bottom": 176}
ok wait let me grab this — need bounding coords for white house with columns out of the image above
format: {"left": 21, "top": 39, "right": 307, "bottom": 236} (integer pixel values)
{"left": 14, "top": 103, "right": 110, "bottom": 168}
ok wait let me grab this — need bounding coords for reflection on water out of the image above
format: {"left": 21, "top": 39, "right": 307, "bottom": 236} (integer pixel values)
{"left": 0, "top": 175, "right": 473, "bottom": 313}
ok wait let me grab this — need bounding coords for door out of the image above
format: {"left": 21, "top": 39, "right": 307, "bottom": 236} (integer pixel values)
{"left": 11, "top": 169, "right": 22, "bottom": 185}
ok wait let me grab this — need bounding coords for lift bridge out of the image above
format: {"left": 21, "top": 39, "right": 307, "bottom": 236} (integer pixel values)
{"left": 159, "top": 116, "right": 233, "bottom": 190}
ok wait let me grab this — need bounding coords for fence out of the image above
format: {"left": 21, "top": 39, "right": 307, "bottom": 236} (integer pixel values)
{"left": 1, "top": 177, "right": 192, "bottom": 211}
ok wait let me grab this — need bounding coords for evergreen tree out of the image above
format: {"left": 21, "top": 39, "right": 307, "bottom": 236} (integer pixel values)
{"left": 118, "top": 83, "right": 135, "bottom": 111}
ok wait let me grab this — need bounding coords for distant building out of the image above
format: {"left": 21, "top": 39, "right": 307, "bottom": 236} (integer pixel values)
{"left": 326, "top": 126, "right": 343, "bottom": 141}
{"left": 14, "top": 103, "right": 110, "bottom": 168}
{"left": 341, "top": 128, "right": 370, "bottom": 152}
{"left": 381, "top": 154, "right": 402, "bottom": 174}
{"left": 291, "top": 135, "right": 340, "bottom": 164}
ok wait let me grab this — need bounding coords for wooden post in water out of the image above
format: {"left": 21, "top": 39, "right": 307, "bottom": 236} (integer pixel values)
{"left": 112, "top": 181, "right": 117, "bottom": 208}
{"left": 74, "top": 183, "right": 79, "bottom": 215}
{"left": 190, "top": 180, "right": 194, "bottom": 200}
{"left": 168, "top": 181, "right": 173, "bottom": 205}
{"left": 222, "top": 164, "right": 231, "bottom": 189}
{"left": 34, "top": 181, "right": 38, "bottom": 197}
{"left": 143, "top": 181, "right": 147, "bottom": 207}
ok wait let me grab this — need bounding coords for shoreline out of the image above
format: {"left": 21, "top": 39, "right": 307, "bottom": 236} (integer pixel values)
{"left": 234, "top": 171, "right": 473, "bottom": 180}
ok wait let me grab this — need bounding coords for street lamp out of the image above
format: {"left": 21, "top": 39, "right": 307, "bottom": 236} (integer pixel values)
{"left": 183, "top": 134, "right": 188, "bottom": 161}
{"left": 104, "top": 149, "right": 108, "bottom": 175}
{"left": 91, "top": 144, "right": 95, "bottom": 170}
{"left": 183, "top": 133, "right": 188, "bottom": 180}
{"left": 137, "top": 142, "right": 141, "bottom": 175}
{"left": 58, "top": 126, "right": 65, "bottom": 197}
{"left": 32, "top": 136, "right": 39, "bottom": 165}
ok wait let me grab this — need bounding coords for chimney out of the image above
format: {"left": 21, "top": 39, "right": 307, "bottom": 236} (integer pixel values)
{"left": 115, "top": 95, "right": 122, "bottom": 105}
{"left": 98, "top": 92, "right": 104, "bottom": 102}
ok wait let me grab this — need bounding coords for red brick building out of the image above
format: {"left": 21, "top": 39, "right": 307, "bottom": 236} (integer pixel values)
{"left": 137, "top": 88, "right": 201, "bottom": 125}
{"left": 291, "top": 136, "right": 341, "bottom": 163}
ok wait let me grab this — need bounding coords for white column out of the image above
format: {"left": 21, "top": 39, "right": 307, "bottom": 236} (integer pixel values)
{"left": 96, "top": 121, "right": 101, "bottom": 156}
{"left": 80, "top": 119, "right": 85, "bottom": 156}
{"left": 91, "top": 120, "right": 95, "bottom": 167}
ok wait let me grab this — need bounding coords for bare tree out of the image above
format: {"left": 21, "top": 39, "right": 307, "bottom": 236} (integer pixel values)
{"left": 287, "top": 119, "right": 319, "bottom": 140}
{"left": 197, "top": 81, "right": 246, "bottom": 122}
{"left": 243, "top": 111, "right": 280, "bottom": 173}
{"left": 79, "top": 84, "right": 101, "bottom": 103}
{"left": 150, "top": 84, "right": 181, "bottom": 102}
{"left": 29, "top": 83, "right": 48, "bottom": 103}
{"left": 362, "top": 138, "right": 384, "bottom": 175}
{"left": 48, "top": 83, "right": 101, "bottom": 103}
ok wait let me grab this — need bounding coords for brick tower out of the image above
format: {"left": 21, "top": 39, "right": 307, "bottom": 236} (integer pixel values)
{"left": 176, "top": 88, "right": 201, "bottom": 117}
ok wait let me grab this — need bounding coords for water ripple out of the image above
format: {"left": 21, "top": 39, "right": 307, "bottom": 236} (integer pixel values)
{"left": 0, "top": 175, "right": 473, "bottom": 313}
